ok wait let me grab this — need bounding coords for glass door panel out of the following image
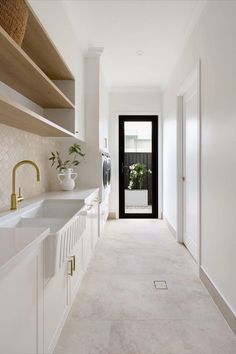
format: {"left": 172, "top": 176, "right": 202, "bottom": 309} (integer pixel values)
{"left": 124, "top": 121, "right": 152, "bottom": 214}
{"left": 119, "top": 116, "right": 158, "bottom": 218}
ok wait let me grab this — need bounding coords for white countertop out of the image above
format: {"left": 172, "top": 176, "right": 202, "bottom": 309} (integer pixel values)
{"left": 0, "top": 188, "right": 99, "bottom": 220}
{"left": 0, "top": 188, "right": 99, "bottom": 276}
{"left": 42, "top": 188, "right": 99, "bottom": 203}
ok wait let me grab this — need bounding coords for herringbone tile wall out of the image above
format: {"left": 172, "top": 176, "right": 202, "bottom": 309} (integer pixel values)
{"left": 0, "top": 123, "right": 60, "bottom": 212}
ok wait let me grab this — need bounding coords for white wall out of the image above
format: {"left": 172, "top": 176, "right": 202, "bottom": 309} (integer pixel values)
{"left": 99, "top": 59, "right": 109, "bottom": 152}
{"left": 67, "top": 51, "right": 109, "bottom": 193}
{"left": 163, "top": 1, "right": 236, "bottom": 313}
{"left": 29, "top": 0, "right": 85, "bottom": 141}
{"left": 81, "top": 55, "right": 100, "bottom": 189}
{"left": 109, "top": 89, "right": 162, "bottom": 217}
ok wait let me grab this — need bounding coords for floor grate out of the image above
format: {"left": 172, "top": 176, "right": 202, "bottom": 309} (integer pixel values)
{"left": 154, "top": 280, "right": 168, "bottom": 290}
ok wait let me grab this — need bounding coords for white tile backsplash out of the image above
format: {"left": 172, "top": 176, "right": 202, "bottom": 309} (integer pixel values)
{"left": 0, "top": 123, "right": 60, "bottom": 212}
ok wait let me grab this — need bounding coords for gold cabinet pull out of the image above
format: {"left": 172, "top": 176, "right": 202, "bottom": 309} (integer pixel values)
{"left": 68, "top": 259, "right": 73, "bottom": 276}
{"left": 72, "top": 255, "right": 76, "bottom": 272}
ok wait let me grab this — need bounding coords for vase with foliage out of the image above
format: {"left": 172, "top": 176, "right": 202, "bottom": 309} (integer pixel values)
{"left": 49, "top": 143, "right": 85, "bottom": 191}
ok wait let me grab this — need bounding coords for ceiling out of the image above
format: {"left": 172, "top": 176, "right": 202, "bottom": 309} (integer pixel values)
{"left": 63, "top": 0, "right": 205, "bottom": 90}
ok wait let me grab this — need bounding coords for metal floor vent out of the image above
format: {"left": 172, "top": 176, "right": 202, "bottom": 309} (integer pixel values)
{"left": 154, "top": 280, "right": 168, "bottom": 290}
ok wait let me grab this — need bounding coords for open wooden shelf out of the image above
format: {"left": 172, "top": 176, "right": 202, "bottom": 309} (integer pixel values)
{"left": 0, "top": 94, "right": 75, "bottom": 137}
{"left": 0, "top": 26, "right": 75, "bottom": 108}
{"left": 22, "top": 2, "right": 74, "bottom": 80}
{"left": 0, "top": 2, "right": 77, "bottom": 137}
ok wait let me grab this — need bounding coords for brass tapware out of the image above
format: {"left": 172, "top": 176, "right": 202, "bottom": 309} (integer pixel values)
{"left": 10, "top": 160, "right": 40, "bottom": 210}
{"left": 17, "top": 187, "right": 24, "bottom": 203}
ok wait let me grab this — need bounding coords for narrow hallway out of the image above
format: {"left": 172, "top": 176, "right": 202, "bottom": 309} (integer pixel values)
{"left": 55, "top": 220, "right": 236, "bottom": 354}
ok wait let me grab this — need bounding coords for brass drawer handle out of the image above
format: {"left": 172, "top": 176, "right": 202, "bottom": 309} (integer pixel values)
{"left": 68, "top": 259, "right": 73, "bottom": 276}
{"left": 72, "top": 255, "right": 76, "bottom": 272}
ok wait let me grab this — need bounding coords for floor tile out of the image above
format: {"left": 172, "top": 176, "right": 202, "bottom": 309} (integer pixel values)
{"left": 70, "top": 272, "right": 222, "bottom": 321}
{"left": 108, "top": 319, "right": 236, "bottom": 354}
{"left": 54, "top": 219, "right": 236, "bottom": 354}
{"left": 54, "top": 319, "right": 111, "bottom": 354}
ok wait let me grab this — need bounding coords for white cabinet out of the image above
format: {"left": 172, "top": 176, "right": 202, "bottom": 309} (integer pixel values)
{"left": 0, "top": 192, "right": 100, "bottom": 354}
{"left": 43, "top": 259, "right": 69, "bottom": 353}
{"left": 0, "top": 244, "right": 44, "bottom": 354}
{"left": 68, "top": 237, "right": 84, "bottom": 303}
{"left": 44, "top": 236, "right": 85, "bottom": 352}
{"left": 82, "top": 225, "right": 92, "bottom": 270}
{"left": 100, "top": 193, "right": 109, "bottom": 235}
{"left": 43, "top": 211, "right": 90, "bottom": 352}
{"left": 90, "top": 202, "right": 99, "bottom": 249}
{"left": 84, "top": 201, "right": 99, "bottom": 264}
{"left": 43, "top": 236, "right": 85, "bottom": 354}
{"left": 43, "top": 199, "right": 99, "bottom": 353}
{"left": 44, "top": 234, "right": 85, "bottom": 353}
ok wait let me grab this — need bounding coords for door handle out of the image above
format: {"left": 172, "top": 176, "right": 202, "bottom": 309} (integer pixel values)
{"left": 182, "top": 176, "right": 186, "bottom": 182}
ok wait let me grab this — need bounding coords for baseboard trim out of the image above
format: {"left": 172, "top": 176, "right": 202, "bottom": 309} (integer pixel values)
{"left": 163, "top": 215, "right": 177, "bottom": 238}
{"left": 200, "top": 267, "right": 236, "bottom": 335}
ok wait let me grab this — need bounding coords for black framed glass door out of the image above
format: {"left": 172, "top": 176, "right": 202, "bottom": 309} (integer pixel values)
{"left": 119, "top": 115, "right": 158, "bottom": 218}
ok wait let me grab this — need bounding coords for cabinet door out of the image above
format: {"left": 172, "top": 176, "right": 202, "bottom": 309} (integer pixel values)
{"left": 82, "top": 225, "right": 92, "bottom": 270}
{"left": 83, "top": 202, "right": 99, "bottom": 268}
{"left": 69, "top": 237, "right": 84, "bottom": 302}
{"left": 100, "top": 193, "right": 109, "bottom": 235}
{"left": 44, "top": 259, "right": 69, "bottom": 353}
{"left": 91, "top": 203, "right": 99, "bottom": 249}
{"left": 0, "top": 245, "right": 43, "bottom": 354}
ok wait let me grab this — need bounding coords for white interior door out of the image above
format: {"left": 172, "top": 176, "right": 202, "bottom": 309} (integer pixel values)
{"left": 182, "top": 80, "right": 199, "bottom": 261}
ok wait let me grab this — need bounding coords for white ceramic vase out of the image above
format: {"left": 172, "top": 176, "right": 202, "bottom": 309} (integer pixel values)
{"left": 57, "top": 168, "right": 77, "bottom": 191}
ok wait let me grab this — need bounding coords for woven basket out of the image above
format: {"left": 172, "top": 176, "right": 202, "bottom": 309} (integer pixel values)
{"left": 0, "top": 0, "right": 29, "bottom": 46}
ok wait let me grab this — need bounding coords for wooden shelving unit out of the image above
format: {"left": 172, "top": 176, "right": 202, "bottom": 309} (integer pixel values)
{"left": 0, "top": 27, "right": 74, "bottom": 108}
{"left": 0, "top": 2, "right": 76, "bottom": 137}
{"left": 0, "top": 94, "right": 75, "bottom": 137}
{"left": 22, "top": 5, "right": 74, "bottom": 80}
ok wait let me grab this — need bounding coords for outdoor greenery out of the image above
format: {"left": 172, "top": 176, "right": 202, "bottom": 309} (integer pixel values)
{"left": 49, "top": 143, "right": 85, "bottom": 172}
{"left": 128, "top": 163, "right": 151, "bottom": 190}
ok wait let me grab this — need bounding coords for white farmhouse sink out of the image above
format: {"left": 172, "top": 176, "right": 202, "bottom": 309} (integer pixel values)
{"left": 3, "top": 217, "right": 68, "bottom": 233}
{"left": 21, "top": 199, "right": 84, "bottom": 218}
{"left": 0, "top": 199, "right": 87, "bottom": 277}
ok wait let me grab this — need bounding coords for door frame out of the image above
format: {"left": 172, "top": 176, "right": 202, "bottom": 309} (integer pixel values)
{"left": 176, "top": 60, "right": 201, "bottom": 264}
{"left": 119, "top": 115, "right": 159, "bottom": 219}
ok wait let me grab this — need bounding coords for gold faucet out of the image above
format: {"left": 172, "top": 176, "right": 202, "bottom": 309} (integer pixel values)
{"left": 11, "top": 160, "right": 40, "bottom": 210}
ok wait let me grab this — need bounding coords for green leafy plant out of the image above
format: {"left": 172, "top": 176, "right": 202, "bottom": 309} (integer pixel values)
{"left": 49, "top": 143, "right": 85, "bottom": 172}
{"left": 128, "top": 163, "right": 152, "bottom": 190}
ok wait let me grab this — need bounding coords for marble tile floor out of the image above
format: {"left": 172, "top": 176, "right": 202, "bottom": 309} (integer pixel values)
{"left": 54, "top": 219, "right": 236, "bottom": 354}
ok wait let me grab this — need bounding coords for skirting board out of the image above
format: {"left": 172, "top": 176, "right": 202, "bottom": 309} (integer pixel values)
{"left": 200, "top": 267, "right": 236, "bottom": 335}
{"left": 163, "top": 215, "right": 176, "bottom": 239}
